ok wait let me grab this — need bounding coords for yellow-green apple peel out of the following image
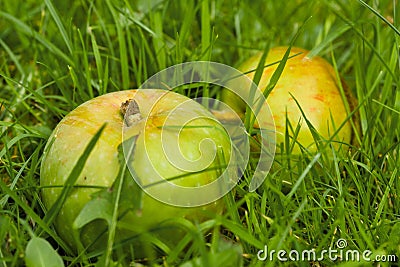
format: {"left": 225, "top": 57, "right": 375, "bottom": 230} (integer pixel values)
{"left": 222, "top": 46, "right": 358, "bottom": 153}
{"left": 40, "top": 89, "right": 232, "bottom": 256}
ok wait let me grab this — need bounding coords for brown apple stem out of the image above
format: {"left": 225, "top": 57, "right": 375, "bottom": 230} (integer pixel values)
{"left": 120, "top": 99, "right": 142, "bottom": 127}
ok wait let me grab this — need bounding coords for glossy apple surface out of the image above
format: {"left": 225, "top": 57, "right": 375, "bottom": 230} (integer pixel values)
{"left": 222, "top": 46, "right": 357, "bottom": 152}
{"left": 40, "top": 89, "right": 231, "bottom": 256}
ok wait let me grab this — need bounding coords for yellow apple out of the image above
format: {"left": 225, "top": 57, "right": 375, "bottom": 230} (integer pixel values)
{"left": 40, "top": 89, "right": 233, "bottom": 257}
{"left": 222, "top": 46, "right": 358, "bottom": 153}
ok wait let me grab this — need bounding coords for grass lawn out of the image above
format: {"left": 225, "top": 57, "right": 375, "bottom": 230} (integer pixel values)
{"left": 1, "top": 0, "right": 399, "bottom": 266}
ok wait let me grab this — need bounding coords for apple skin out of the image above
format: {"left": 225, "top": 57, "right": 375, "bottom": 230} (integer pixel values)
{"left": 222, "top": 46, "right": 358, "bottom": 153}
{"left": 40, "top": 89, "right": 231, "bottom": 256}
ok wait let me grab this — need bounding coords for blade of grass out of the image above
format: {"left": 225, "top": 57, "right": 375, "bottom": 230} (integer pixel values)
{"left": 68, "top": 65, "right": 89, "bottom": 102}
{"left": 106, "top": 0, "right": 130, "bottom": 89}
{"left": 308, "top": 24, "right": 351, "bottom": 58}
{"left": 151, "top": 10, "right": 166, "bottom": 70}
{"left": 262, "top": 16, "right": 312, "bottom": 99}
{"left": 90, "top": 33, "right": 104, "bottom": 94}
{"left": 243, "top": 43, "right": 270, "bottom": 131}
{"left": 285, "top": 152, "right": 321, "bottom": 203}
{"left": 0, "top": 174, "right": 73, "bottom": 255}
{"left": 0, "top": 12, "right": 74, "bottom": 66}
{"left": 0, "top": 133, "right": 41, "bottom": 160}
{"left": 44, "top": 0, "right": 73, "bottom": 55}
{"left": 0, "top": 39, "right": 24, "bottom": 75}
{"left": 273, "top": 198, "right": 308, "bottom": 252}
{"left": 77, "top": 29, "right": 93, "bottom": 98}
{"left": 40, "top": 124, "right": 106, "bottom": 231}
{"left": 358, "top": 0, "right": 400, "bottom": 36}
{"left": 220, "top": 217, "right": 265, "bottom": 250}
{"left": 0, "top": 142, "right": 43, "bottom": 208}
{"left": 249, "top": 16, "right": 312, "bottom": 133}
{"left": 201, "top": 0, "right": 211, "bottom": 61}
{"left": 116, "top": 4, "right": 156, "bottom": 36}
{"left": 327, "top": 3, "right": 398, "bottom": 84}
{"left": 372, "top": 168, "right": 397, "bottom": 229}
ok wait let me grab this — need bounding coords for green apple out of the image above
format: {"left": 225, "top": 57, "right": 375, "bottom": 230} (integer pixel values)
{"left": 222, "top": 46, "right": 358, "bottom": 153}
{"left": 40, "top": 89, "right": 232, "bottom": 257}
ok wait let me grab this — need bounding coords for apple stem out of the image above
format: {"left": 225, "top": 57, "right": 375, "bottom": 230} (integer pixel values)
{"left": 120, "top": 99, "right": 142, "bottom": 127}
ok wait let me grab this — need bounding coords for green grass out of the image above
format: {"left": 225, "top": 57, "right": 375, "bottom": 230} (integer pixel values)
{"left": 1, "top": 0, "right": 399, "bottom": 266}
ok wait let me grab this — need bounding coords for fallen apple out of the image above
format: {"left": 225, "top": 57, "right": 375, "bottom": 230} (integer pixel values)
{"left": 222, "top": 46, "right": 358, "bottom": 153}
{"left": 40, "top": 89, "right": 233, "bottom": 257}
